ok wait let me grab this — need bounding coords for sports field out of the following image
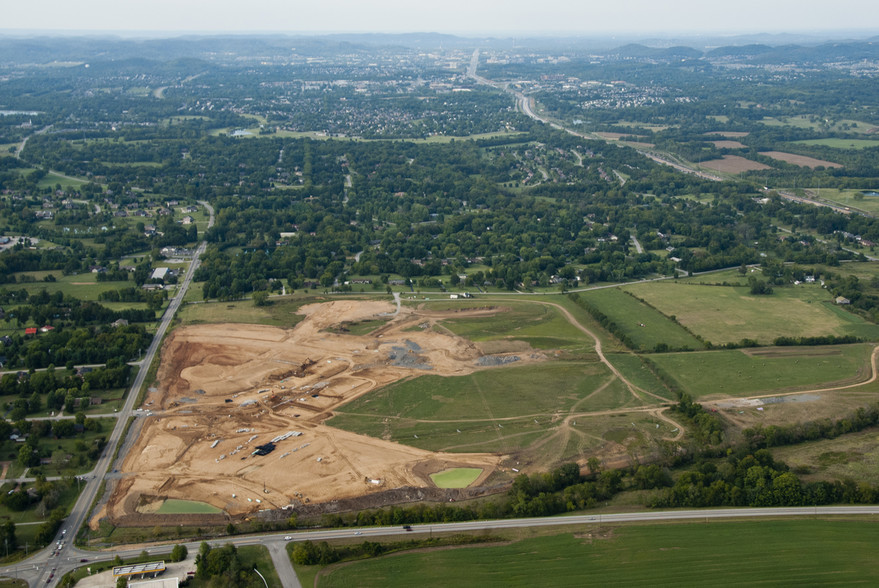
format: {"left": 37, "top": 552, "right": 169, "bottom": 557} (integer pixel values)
{"left": 624, "top": 282, "right": 879, "bottom": 345}
{"left": 648, "top": 344, "right": 873, "bottom": 399}
{"left": 314, "top": 520, "right": 879, "bottom": 587}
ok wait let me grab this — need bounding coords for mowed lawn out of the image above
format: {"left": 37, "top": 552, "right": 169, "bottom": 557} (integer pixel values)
{"left": 315, "top": 521, "right": 879, "bottom": 587}
{"left": 580, "top": 288, "right": 704, "bottom": 351}
{"left": 625, "top": 282, "right": 879, "bottom": 345}
{"left": 649, "top": 344, "right": 873, "bottom": 399}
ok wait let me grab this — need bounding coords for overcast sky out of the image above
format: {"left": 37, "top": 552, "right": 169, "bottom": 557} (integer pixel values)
{"left": 3, "top": 0, "right": 879, "bottom": 36}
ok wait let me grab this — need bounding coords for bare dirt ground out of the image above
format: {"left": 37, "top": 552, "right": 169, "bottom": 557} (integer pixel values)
{"left": 100, "top": 300, "right": 537, "bottom": 525}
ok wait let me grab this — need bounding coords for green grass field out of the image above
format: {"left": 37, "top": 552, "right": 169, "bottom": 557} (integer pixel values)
{"left": 328, "top": 362, "right": 623, "bottom": 452}
{"left": 625, "top": 282, "right": 879, "bottom": 345}
{"left": 177, "top": 296, "right": 313, "bottom": 328}
{"left": 156, "top": 499, "right": 223, "bottom": 514}
{"left": 433, "top": 300, "right": 593, "bottom": 351}
{"left": 315, "top": 520, "right": 879, "bottom": 587}
{"left": 581, "top": 287, "right": 704, "bottom": 351}
{"left": 8, "top": 271, "right": 134, "bottom": 301}
{"left": 430, "top": 468, "right": 483, "bottom": 488}
{"left": 648, "top": 344, "right": 873, "bottom": 399}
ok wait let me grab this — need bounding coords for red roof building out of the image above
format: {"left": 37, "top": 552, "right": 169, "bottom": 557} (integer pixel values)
{"left": 24, "top": 327, "right": 37, "bottom": 336}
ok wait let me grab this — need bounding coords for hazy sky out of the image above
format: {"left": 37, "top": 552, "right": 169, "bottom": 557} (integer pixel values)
{"left": 4, "top": 0, "right": 879, "bottom": 35}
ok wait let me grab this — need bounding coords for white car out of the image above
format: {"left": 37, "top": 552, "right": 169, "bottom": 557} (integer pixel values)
{"left": 284, "top": 536, "right": 293, "bottom": 541}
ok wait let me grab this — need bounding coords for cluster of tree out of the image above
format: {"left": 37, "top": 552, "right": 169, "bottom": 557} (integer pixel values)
{"left": 1, "top": 475, "right": 73, "bottom": 530}
{"left": 0, "top": 324, "right": 150, "bottom": 370}
{"left": 742, "top": 404, "right": 879, "bottom": 450}
{"left": 670, "top": 394, "right": 724, "bottom": 446}
{"left": 649, "top": 449, "right": 879, "bottom": 508}
{"left": 291, "top": 535, "right": 496, "bottom": 566}
{"left": 97, "top": 286, "right": 167, "bottom": 308}
{"left": 3, "top": 291, "right": 156, "bottom": 331}
{"left": 194, "top": 543, "right": 264, "bottom": 588}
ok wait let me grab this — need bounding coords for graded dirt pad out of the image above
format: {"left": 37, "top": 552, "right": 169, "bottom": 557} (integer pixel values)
{"left": 102, "top": 300, "right": 530, "bottom": 526}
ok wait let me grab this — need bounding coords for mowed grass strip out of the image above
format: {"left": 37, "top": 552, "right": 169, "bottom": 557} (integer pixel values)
{"left": 155, "top": 499, "right": 222, "bottom": 514}
{"left": 582, "top": 287, "right": 704, "bottom": 351}
{"left": 626, "top": 282, "right": 879, "bottom": 345}
{"left": 648, "top": 344, "right": 873, "bottom": 399}
{"left": 317, "top": 521, "right": 879, "bottom": 588}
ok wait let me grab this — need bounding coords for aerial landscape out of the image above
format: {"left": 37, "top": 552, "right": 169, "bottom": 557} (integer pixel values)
{"left": 1, "top": 1, "right": 879, "bottom": 586}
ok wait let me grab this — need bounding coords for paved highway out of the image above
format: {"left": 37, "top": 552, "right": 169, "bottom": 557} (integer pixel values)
{"left": 7, "top": 505, "right": 879, "bottom": 586}
{"left": 0, "top": 202, "right": 214, "bottom": 587}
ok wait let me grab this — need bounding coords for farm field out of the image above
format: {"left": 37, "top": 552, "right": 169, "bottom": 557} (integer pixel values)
{"left": 313, "top": 520, "right": 879, "bottom": 588}
{"left": 579, "top": 287, "right": 704, "bottom": 351}
{"left": 624, "top": 281, "right": 879, "bottom": 345}
{"left": 699, "top": 155, "right": 770, "bottom": 174}
{"left": 761, "top": 151, "right": 842, "bottom": 168}
{"left": 648, "top": 344, "right": 873, "bottom": 400}
{"left": 710, "top": 140, "right": 746, "bottom": 149}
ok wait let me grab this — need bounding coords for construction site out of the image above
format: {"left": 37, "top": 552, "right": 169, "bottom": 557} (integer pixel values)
{"left": 96, "top": 299, "right": 533, "bottom": 527}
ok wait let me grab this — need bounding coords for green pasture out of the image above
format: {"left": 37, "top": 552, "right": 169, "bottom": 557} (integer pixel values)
{"left": 432, "top": 300, "right": 593, "bottom": 351}
{"left": 795, "top": 138, "right": 879, "bottom": 149}
{"left": 648, "top": 344, "right": 873, "bottom": 400}
{"left": 581, "top": 287, "right": 704, "bottom": 351}
{"left": 314, "top": 520, "right": 879, "bottom": 587}
{"left": 177, "top": 296, "right": 312, "bottom": 328}
{"left": 7, "top": 271, "right": 133, "bottom": 301}
{"left": 156, "top": 499, "right": 223, "bottom": 514}
{"left": 624, "top": 282, "right": 879, "bottom": 345}
{"left": 36, "top": 171, "right": 87, "bottom": 190}
{"left": 772, "top": 427, "right": 879, "bottom": 486}
{"left": 605, "top": 353, "right": 675, "bottom": 401}
{"left": 329, "top": 362, "right": 626, "bottom": 452}
{"left": 430, "top": 468, "right": 483, "bottom": 489}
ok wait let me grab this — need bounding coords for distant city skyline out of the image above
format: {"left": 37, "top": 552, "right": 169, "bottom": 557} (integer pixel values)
{"left": 3, "top": 0, "right": 879, "bottom": 36}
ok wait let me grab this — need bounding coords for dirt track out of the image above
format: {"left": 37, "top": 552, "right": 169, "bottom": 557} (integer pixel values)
{"left": 100, "top": 300, "right": 528, "bottom": 524}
